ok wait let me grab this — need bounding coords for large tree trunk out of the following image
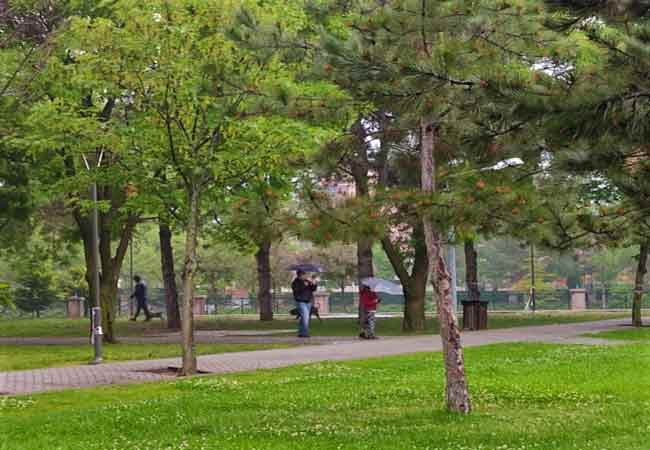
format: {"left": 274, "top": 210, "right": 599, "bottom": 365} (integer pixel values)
{"left": 357, "top": 237, "right": 374, "bottom": 320}
{"left": 78, "top": 216, "right": 134, "bottom": 343}
{"left": 464, "top": 239, "right": 480, "bottom": 302}
{"left": 98, "top": 276, "right": 117, "bottom": 342}
{"left": 421, "top": 118, "right": 471, "bottom": 414}
{"left": 180, "top": 187, "right": 199, "bottom": 376}
{"left": 402, "top": 275, "right": 427, "bottom": 331}
{"left": 357, "top": 237, "right": 374, "bottom": 283}
{"left": 82, "top": 234, "right": 98, "bottom": 337}
{"left": 351, "top": 119, "right": 374, "bottom": 320}
{"left": 75, "top": 184, "right": 136, "bottom": 343}
{"left": 256, "top": 239, "right": 273, "bottom": 322}
{"left": 159, "top": 223, "right": 181, "bottom": 330}
{"left": 632, "top": 242, "right": 648, "bottom": 327}
{"left": 381, "top": 231, "right": 429, "bottom": 332}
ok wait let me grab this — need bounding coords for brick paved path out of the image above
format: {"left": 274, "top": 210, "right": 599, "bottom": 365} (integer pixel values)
{"left": 0, "top": 319, "right": 634, "bottom": 396}
{"left": 0, "top": 334, "right": 356, "bottom": 346}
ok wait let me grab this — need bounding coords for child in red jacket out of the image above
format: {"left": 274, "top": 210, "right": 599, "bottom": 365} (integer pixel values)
{"left": 359, "top": 285, "right": 380, "bottom": 339}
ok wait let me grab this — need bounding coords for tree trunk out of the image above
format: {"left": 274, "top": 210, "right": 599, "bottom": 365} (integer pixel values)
{"left": 180, "top": 187, "right": 199, "bottom": 376}
{"left": 256, "top": 240, "right": 273, "bottom": 321}
{"left": 82, "top": 235, "right": 98, "bottom": 337}
{"left": 99, "top": 276, "right": 117, "bottom": 342}
{"left": 585, "top": 262, "right": 593, "bottom": 307}
{"left": 464, "top": 239, "right": 480, "bottom": 303}
{"left": 351, "top": 119, "right": 374, "bottom": 320}
{"left": 159, "top": 223, "right": 181, "bottom": 330}
{"left": 76, "top": 206, "right": 135, "bottom": 343}
{"left": 357, "top": 237, "right": 374, "bottom": 320}
{"left": 206, "top": 273, "right": 218, "bottom": 315}
{"left": 421, "top": 118, "right": 471, "bottom": 414}
{"left": 632, "top": 242, "right": 648, "bottom": 327}
{"left": 402, "top": 278, "right": 426, "bottom": 332}
{"left": 380, "top": 232, "right": 429, "bottom": 332}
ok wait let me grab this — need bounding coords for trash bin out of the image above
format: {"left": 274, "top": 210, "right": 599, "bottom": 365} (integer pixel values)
{"left": 461, "top": 301, "right": 488, "bottom": 331}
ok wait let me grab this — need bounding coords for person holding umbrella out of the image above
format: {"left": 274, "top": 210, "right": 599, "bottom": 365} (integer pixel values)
{"left": 291, "top": 270, "right": 318, "bottom": 338}
{"left": 359, "top": 284, "right": 380, "bottom": 339}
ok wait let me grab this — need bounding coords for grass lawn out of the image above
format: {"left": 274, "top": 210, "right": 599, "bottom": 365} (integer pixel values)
{"left": 0, "top": 343, "right": 292, "bottom": 372}
{"left": 0, "top": 311, "right": 628, "bottom": 338}
{"left": 583, "top": 326, "right": 650, "bottom": 341}
{"left": 1, "top": 341, "right": 649, "bottom": 450}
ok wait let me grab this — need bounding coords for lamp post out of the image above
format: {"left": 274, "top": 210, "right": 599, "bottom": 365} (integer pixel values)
{"left": 83, "top": 152, "right": 104, "bottom": 365}
{"left": 530, "top": 243, "right": 536, "bottom": 313}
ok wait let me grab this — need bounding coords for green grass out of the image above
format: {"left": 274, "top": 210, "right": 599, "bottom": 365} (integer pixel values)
{"left": 0, "top": 311, "right": 627, "bottom": 338}
{"left": 1, "top": 342, "right": 649, "bottom": 449}
{"left": 0, "top": 343, "right": 292, "bottom": 371}
{"left": 583, "top": 326, "right": 650, "bottom": 341}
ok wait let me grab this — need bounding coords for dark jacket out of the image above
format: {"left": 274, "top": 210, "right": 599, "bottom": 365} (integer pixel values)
{"left": 131, "top": 281, "right": 147, "bottom": 302}
{"left": 292, "top": 278, "right": 317, "bottom": 303}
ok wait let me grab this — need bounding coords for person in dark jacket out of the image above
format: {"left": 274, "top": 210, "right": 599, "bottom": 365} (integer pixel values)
{"left": 130, "top": 275, "right": 151, "bottom": 321}
{"left": 291, "top": 270, "right": 317, "bottom": 337}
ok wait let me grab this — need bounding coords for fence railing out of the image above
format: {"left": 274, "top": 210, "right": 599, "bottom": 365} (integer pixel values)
{"left": 118, "top": 287, "right": 650, "bottom": 316}
{"left": 3, "top": 285, "right": 648, "bottom": 318}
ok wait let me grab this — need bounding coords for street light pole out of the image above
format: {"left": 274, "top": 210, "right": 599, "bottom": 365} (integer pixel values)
{"left": 530, "top": 243, "right": 536, "bottom": 313}
{"left": 83, "top": 153, "right": 104, "bottom": 365}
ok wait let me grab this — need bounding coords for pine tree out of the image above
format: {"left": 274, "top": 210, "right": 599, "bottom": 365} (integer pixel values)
{"left": 538, "top": 0, "right": 650, "bottom": 325}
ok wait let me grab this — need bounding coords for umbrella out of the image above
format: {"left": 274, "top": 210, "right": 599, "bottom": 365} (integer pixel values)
{"left": 287, "top": 263, "right": 326, "bottom": 273}
{"left": 361, "top": 277, "right": 403, "bottom": 295}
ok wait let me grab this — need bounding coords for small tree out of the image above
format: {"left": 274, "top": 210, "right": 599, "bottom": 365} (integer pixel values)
{"left": 0, "top": 282, "right": 14, "bottom": 311}
{"left": 14, "top": 266, "right": 59, "bottom": 317}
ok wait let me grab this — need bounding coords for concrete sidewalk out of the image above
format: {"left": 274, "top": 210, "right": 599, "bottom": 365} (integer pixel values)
{"left": 0, "top": 318, "right": 634, "bottom": 396}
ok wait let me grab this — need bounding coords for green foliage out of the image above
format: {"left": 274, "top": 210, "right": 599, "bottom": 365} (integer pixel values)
{"left": 511, "top": 255, "right": 560, "bottom": 291}
{"left": 591, "top": 246, "right": 638, "bottom": 286}
{"left": 0, "top": 282, "right": 14, "bottom": 310}
{"left": 198, "top": 241, "right": 256, "bottom": 294}
{"left": 536, "top": 0, "right": 650, "bottom": 246}
{"left": 13, "top": 265, "right": 60, "bottom": 316}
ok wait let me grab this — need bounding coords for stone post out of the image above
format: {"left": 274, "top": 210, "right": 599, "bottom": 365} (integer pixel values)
{"left": 570, "top": 288, "right": 587, "bottom": 310}
{"left": 313, "top": 291, "right": 330, "bottom": 315}
{"left": 193, "top": 295, "right": 207, "bottom": 316}
{"left": 67, "top": 296, "right": 85, "bottom": 319}
{"left": 119, "top": 295, "right": 130, "bottom": 317}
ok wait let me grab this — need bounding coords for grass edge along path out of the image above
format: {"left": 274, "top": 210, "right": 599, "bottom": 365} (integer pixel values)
{"left": 582, "top": 326, "right": 650, "bottom": 341}
{"left": 0, "top": 311, "right": 630, "bottom": 338}
{"left": 1, "top": 342, "right": 649, "bottom": 450}
{"left": 0, "top": 343, "right": 293, "bottom": 372}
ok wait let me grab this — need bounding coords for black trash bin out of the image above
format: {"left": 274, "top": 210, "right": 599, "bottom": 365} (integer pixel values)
{"left": 461, "top": 300, "right": 488, "bottom": 331}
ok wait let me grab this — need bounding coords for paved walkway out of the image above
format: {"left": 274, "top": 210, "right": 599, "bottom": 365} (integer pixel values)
{"left": 0, "top": 319, "right": 636, "bottom": 396}
{"left": 0, "top": 333, "right": 358, "bottom": 346}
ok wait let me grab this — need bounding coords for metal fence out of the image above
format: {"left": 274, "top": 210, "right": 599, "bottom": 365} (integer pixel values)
{"left": 3, "top": 285, "right": 647, "bottom": 319}
{"left": 143, "top": 287, "right": 647, "bottom": 315}
{"left": 118, "top": 286, "right": 649, "bottom": 316}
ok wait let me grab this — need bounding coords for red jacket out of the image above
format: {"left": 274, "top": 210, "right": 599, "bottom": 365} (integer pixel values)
{"left": 360, "top": 289, "right": 379, "bottom": 311}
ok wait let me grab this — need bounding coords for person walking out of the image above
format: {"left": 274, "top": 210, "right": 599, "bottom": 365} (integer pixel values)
{"left": 130, "top": 275, "right": 151, "bottom": 321}
{"left": 291, "top": 270, "right": 317, "bottom": 338}
{"left": 359, "top": 284, "right": 380, "bottom": 339}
